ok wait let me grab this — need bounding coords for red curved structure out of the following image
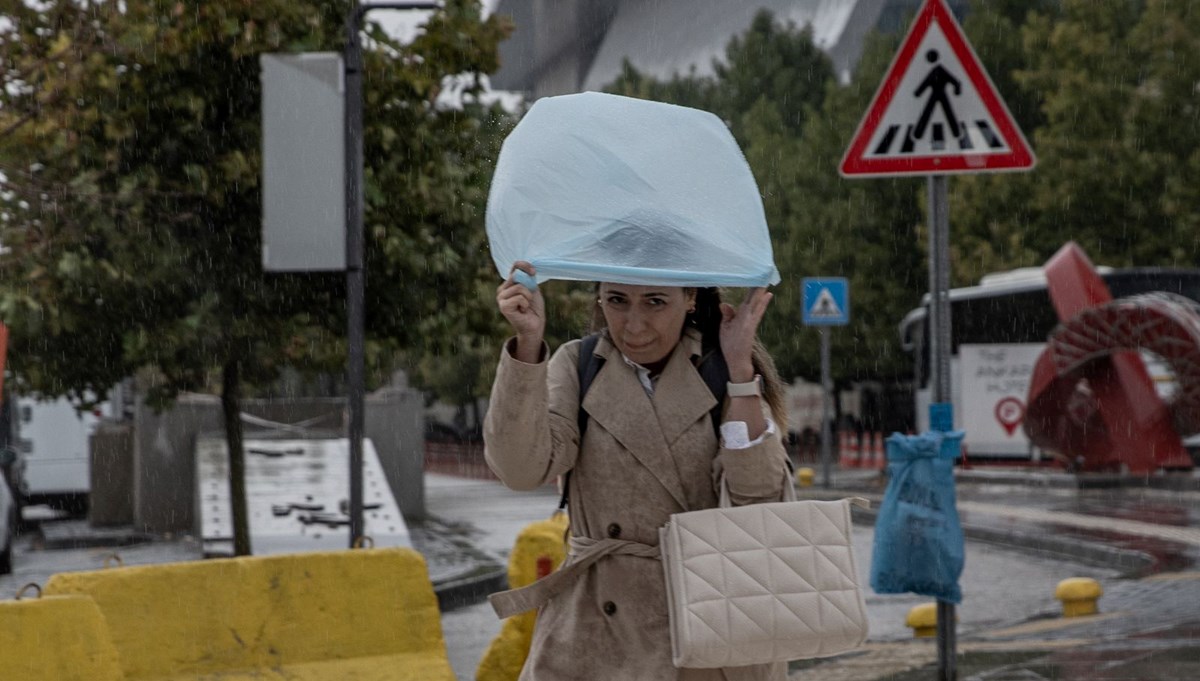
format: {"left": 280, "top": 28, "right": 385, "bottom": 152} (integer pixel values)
{"left": 1024, "top": 243, "right": 1198, "bottom": 473}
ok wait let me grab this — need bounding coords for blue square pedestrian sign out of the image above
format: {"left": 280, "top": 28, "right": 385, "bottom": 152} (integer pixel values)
{"left": 802, "top": 278, "right": 850, "bottom": 326}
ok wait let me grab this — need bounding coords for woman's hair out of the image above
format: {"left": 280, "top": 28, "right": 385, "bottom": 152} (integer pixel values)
{"left": 589, "top": 285, "right": 788, "bottom": 430}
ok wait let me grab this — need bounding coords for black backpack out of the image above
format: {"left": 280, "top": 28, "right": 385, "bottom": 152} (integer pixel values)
{"left": 559, "top": 332, "right": 729, "bottom": 510}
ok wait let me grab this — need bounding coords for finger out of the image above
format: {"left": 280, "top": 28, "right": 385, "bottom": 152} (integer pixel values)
{"left": 752, "top": 290, "right": 773, "bottom": 319}
{"left": 498, "top": 286, "right": 534, "bottom": 307}
{"left": 508, "top": 261, "right": 536, "bottom": 281}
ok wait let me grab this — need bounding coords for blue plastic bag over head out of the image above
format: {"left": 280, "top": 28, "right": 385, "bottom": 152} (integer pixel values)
{"left": 487, "top": 92, "right": 781, "bottom": 288}
{"left": 870, "top": 431, "right": 965, "bottom": 604}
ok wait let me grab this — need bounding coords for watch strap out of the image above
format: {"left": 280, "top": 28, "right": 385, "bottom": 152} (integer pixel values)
{"left": 726, "top": 374, "right": 763, "bottom": 398}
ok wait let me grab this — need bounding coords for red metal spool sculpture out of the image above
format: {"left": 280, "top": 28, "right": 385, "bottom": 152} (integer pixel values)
{"left": 1024, "top": 243, "right": 1199, "bottom": 473}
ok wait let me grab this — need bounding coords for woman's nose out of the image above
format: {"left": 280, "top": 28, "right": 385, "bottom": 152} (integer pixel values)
{"left": 624, "top": 309, "right": 647, "bottom": 333}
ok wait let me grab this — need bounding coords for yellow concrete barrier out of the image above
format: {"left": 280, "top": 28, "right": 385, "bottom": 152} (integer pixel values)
{"left": 0, "top": 594, "right": 124, "bottom": 681}
{"left": 476, "top": 512, "right": 570, "bottom": 681}
{"left": 45, "top": 548, "right": 453, "bottom": 681}
{"left": 1056, "top": 577, "right": 1102, "bottom": 617}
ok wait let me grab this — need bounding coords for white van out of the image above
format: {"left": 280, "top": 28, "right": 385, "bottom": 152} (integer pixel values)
{"left": 18, "top": 397, "right": 103, "bottom": 513}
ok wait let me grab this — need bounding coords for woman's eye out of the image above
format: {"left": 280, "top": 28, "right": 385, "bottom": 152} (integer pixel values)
{"left": 648, "top": 299, "right": 666, "bottom": 306}
{"left": 607, "top": 297, "right": 626, "bottom": 305}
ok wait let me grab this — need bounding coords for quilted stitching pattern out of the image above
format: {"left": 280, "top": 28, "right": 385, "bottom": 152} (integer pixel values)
{"left": 661, "top": 499, "right": 868, "bottom": 668}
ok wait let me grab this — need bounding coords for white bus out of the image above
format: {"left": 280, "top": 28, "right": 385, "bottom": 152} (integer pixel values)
{"left": 899, "top": 266, "right": 1200, "bottom": 463}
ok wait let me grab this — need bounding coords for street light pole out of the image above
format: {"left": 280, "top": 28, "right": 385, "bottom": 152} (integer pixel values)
{"left": 344, "top": 1, "right": 437, "bottom": 548}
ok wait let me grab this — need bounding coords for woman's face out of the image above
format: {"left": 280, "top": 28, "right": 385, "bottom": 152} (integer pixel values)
{"left": 598, "top": 283, "right": 696, "bottom": 365}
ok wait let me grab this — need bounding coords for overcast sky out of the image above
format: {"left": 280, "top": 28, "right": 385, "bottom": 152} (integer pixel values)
{"left": 371, "top": 0, "right": 500, "bottom": 44}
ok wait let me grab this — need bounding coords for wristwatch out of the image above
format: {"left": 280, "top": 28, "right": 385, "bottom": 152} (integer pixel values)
{"left": 726, "top": 374, "right": 763, "bottom": 398}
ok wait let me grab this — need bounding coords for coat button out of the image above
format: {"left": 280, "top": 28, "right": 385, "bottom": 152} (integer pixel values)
{"left": 603, "top": 601, "right": 617, "bottom": 616}
{"left": 607, "top": 523, "right": 622, "bottom": 539}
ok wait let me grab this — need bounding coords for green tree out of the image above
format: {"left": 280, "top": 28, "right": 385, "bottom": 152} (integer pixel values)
{"left": 0, "top": 0, "right": 510, "bottom": 553}
{"left": 952, "top": 0, "right": 1200, "bottom": 284}
{"left": 762, "top": 31, "right": 925, "bottom": 389}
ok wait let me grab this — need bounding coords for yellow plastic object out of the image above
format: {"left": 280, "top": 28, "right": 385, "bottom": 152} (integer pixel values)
{"left": 796, "top": 467, "right": 815, "bottom": 488}
{"left": 476, "top": 513, "right": 570, "bottom": 681}
{"left": 1055, "top": 577, "right": 1103, "bottom": 617}
{"left": 905, "top": 603, "right": 939, "bottom": 638}
{"left": 0, "top": 595, "right": 124, "bottom": 681}
{"left": 45, "top": 548, "right": 453, "bottom": 681}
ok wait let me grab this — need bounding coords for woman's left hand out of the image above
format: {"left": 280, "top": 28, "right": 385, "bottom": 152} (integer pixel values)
{"left": 719, "top": 287, "right": 773, "bottom": 383}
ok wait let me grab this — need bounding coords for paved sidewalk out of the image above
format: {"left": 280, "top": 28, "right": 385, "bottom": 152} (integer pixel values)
{"left": 783, "top": 467, "right": 1200, "bottom": 680}
{"left": 422, "top": 466, "right": 1200, "bottom": 680}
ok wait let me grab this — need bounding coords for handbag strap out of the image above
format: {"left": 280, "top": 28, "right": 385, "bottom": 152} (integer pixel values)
{"left": 717, "top": 473, "right": 871, "bottom": 509}
{"left": 717, "top": 470, "right": 798, "bottom": 508}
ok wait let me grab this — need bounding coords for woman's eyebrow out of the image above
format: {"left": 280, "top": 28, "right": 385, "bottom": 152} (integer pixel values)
{"left": 640, "top": 291, "right": 671, "bottom": 298}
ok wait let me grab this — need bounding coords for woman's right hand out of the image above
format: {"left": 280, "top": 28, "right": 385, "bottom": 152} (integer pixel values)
{"left": 497, "top": 261, "right": 545, "bottom": 361}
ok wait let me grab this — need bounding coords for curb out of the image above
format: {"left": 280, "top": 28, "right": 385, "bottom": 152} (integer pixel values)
{"left": 956, "top": 469, "right": 1200, "bottom": 491}
{"left": 849, "top": 506, "right": 1157, "bottom": 578}
{"left": 434, "top": 566, "right": 507, "bottom": 613}
{"left": 36, "top": 524, "right": 154, "bottom": 551}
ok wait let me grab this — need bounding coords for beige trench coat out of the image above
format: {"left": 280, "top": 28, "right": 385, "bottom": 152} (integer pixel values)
{"left": 484, "top": 328, "right": 790, "bottom": 681}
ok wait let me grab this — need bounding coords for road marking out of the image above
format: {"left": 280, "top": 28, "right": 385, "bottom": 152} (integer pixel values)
{"left": 979, "top": 612, "right": 1122, "bottom": 639}
{"left": 958, "top": 501, "right": 1200, "bottom": 547}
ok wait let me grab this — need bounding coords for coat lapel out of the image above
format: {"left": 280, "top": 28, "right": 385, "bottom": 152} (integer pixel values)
{"left": 652, "top": 329, "right": 718, "bottom": 446}
{"left": 581, "top": 334, "right": 690, "bottom": 510}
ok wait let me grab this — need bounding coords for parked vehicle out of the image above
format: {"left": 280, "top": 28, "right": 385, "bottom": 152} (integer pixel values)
{"left": 900, "top": 266, "right": 1200, "bottom": 462}
{"left": 17, "top": 397, "right": 105, "bottom": 514}
{"left": 0, "top": 450, "right": 17, "bottom": 574}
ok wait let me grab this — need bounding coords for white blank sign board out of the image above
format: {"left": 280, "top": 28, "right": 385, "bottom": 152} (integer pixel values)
{"left": 260, "top": 53, "right": 346, "bottom": 271}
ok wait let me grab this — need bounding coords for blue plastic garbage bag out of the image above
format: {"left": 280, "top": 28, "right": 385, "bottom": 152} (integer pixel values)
{"left": 486, "top": 92, "right": 780, "bottom": 288}
{"left": 870, "top": 431, "right": 965, "bottom": 604}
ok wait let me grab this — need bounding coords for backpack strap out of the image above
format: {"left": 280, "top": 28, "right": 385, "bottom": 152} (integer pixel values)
{"left": 576, "top": 332, "right": 605, "bottom": 437}
{"left": 696, "top": 344, "right": 730, "bottom": 440}
{"left": 560, "top": 333, "right": 604, "bottom": 511}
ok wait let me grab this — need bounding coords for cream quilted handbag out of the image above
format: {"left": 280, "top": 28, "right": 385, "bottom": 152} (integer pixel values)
{"left": 659, "top": 478, "right": 870, "bottom": 668}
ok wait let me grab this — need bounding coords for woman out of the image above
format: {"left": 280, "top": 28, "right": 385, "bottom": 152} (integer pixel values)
{"left": 484, "top": 261, "right": 791, "bottom": 681}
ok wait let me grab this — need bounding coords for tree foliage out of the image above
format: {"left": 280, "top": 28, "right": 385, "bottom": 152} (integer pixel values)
{"left": 0, "top": 0, "right": 510, "bottom": 550}
{"left": 953, "top": 0, "right": 1200, "bottom": 282}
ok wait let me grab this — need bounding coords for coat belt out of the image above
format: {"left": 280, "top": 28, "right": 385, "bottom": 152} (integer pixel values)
{"left": 488, "top": 536, "right": 661, "bottom": 619}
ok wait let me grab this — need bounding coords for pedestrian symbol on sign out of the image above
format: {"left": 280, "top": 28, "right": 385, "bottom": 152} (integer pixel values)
{"left": 913, "top": 50, "right": 961, "bottom": 142}
{"left": 802, "top": 278, "right": 849, "bottom": 326}
{"left": 809, "top": 289, "right": 843, "bottom": 320}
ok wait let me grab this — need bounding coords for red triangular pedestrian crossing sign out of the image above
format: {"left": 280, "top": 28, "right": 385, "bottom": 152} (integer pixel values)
{"left": 840, "top": 0, "right": 1035, "bottom": 177}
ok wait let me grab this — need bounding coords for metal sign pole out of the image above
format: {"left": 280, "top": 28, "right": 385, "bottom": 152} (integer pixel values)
{"left": 820, "top": 326, "right": 832, "bottom": 489}
{"left": 928, "top": 174, "right": 956, "bottom": 680}
{"left": 345, "top": 1, "right": 437, "bottom": 548}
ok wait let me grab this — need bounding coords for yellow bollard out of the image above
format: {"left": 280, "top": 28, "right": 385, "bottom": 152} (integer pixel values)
{"left": 476, "top": 513, "right": 570, "bottom": 681}
{"left": 796, "top": 467, "right": 815, "bottom": 488}
{"left": 1055, "top": 578, "right": 1102, "bottom": 617}
{"left": 905, "top": 603, "right": 938, "bottom": 638}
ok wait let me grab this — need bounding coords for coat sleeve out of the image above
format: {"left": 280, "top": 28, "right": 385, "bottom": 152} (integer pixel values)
{"left": 483, "top": 337, "right": 582, "bottom": 491}
{"left": 713, "top": 401, "right": 790, "bottom": 506}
